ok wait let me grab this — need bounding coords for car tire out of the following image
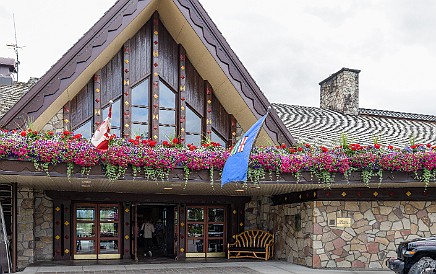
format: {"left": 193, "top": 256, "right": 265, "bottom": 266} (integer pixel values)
{"left": 408, "top": 257, "right": 436, "bottom": 274}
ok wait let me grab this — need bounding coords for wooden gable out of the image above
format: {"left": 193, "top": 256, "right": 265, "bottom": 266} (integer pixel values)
{"left": 0, "top": 0, "right": 295, "bottom": 146}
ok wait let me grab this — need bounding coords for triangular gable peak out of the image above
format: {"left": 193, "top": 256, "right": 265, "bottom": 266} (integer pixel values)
{"left": 0, "top": 0, "right": 295, "bottom": 146}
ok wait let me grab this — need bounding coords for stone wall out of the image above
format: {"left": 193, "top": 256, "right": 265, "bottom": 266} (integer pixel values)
{"left": 246, "top": 197, "right": 436, "bottom": 270}
{"left": 17, "top": 187, "right": 53, "bottom": 270}
{"left": 313, "top": 200, "right": 436, "bottom": 269}
{"left": 17, "top": 187, "right": 34, "bottom": 270}
{"left": 271, "top": 202, "right": 314, "bottom": 266}
{"left": 34, "top": 190, "right": 53, "bottom": 261}
{"left": 42, "top": 108, "right": 63, "bottom": 132}
{"left": 320, "top": 68, "right": 360, "bottom": 115}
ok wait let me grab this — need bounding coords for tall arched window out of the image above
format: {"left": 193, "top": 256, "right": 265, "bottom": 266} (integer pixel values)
{"left": 185, "top": 105, "right": 201, "bottom": 145}
{"left": 159, "top": 81, "right": 176, "bottom": 141}
{"left": 102, "top": 99, "right": 121, "bottom": 138}
{"left": 131, "top": 78, "right": 149, "bottom": 137}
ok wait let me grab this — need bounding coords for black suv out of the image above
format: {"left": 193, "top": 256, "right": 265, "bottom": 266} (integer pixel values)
{"left": 387, "top": 237, "right": 436, "bottom": 274}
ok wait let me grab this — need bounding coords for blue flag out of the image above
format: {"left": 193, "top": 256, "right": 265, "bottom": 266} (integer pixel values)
{"left": 221, "top": 112, "right": 269, "bottom": 186}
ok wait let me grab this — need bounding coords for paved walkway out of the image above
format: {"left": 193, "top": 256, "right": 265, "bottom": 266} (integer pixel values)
{"left": 22, "top": 261, "right": 392, "bottom": 274}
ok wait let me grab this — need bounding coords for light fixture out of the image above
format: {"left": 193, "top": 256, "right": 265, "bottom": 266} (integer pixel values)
{"left": 163, "top": 187, "right": 173, "bottom": 190}
{"left": 235, "top": 189, "right": 245, "bottom": 192}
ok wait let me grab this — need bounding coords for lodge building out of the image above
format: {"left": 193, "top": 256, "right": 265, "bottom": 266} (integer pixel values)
{"left": 0, "top": 0, "right": 435, "bottom": 272}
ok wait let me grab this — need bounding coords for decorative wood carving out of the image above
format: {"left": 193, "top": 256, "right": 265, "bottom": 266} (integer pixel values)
{"left": 179, "top": 46, "right": 186, "bottom": 143}
{"left": 151, "top": 13, "right": 160, "bottom": 141}
{"left": 123, "top": 42, "right": 132, "bottom": 138}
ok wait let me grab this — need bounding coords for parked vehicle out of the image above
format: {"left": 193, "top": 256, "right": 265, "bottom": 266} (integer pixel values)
{"left": 387, "top": 237, "right": 436, "bottom": 274}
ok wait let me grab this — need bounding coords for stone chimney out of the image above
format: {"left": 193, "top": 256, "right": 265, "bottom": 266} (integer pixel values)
{"left": 0, "top": 57, "right": 16, "bottom": 86}
{"left": 319, "top": 68, "right": 360, "bottom": 115}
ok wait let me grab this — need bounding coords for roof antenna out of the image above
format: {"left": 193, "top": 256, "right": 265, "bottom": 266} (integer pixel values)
{"left": 6, "top": 14, "right": 25, "bottom": 82}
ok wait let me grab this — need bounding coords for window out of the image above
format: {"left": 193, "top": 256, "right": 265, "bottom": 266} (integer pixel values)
{"left": 131, "top": 78, "right": 149, "bottom": 138}
{"left": 211, "top": 130, "right": 226, "bottom": 147}
{"left": 73, "top": 119, "right": 92, "bottom": 140}
{"left": 102, "top": 99, "right": 121, "bottom": 138}
{"left": 159, "top": 81, "right": 176, "bottom": 141}
{"left": 185, "top": 105, "right": 202, "bottom": 145}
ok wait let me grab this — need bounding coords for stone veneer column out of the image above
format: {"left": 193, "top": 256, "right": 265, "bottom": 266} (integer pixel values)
{"left": 245, "top": 196, "right": 272, "bottom": 231}
{"left": 17, "top": 187, "right": 34, "bottom": 270}
{"left": 34, "top": 190, "right": 53, "bottom": 261}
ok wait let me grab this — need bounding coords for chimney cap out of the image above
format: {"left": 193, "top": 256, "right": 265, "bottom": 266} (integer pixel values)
{"left": 0, "top": 57, "right": 16, "bottom": 73}
{"left": 319, "top": 67, "right": 361, "bottom": 85}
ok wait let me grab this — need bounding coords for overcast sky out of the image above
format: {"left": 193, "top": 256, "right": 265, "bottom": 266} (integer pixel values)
{"left": 1, "top": 0, "right": 435, "bottom": 115}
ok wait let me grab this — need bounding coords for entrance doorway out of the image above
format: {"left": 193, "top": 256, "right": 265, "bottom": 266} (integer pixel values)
{"left": 136, "top": 204, "right": 175, "bottom": 259}
{"left": 73, "top": 203, "right": 120, "bottom": 259}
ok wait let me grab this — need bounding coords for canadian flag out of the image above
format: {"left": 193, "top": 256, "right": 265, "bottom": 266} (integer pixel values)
{"left": 91, "top": 101, "right": 113, "bottom": 150}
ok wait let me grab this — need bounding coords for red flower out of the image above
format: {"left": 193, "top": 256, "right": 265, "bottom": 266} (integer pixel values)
{"left": 73, "top": 134, "right": 82, "bottom": 139}
{"left": 427, "top": 143, "right": 432, "bottom": 148}
{"left": 63, "top": 130, "right": 71, "bottom": 136}
{"left": 281, "top": 143, "right": 286, "bottom": 149}
{"left": 297, "top": 147, "right": 303, "bottom": 152}
{"left": 47, "top": 131, "right": 54, "bottom": 136}
{"left": 289, "top": 148, "right": 297, "bottom": 153}
{"left": 172, "top": 138, "right": 179, "bottom": 144}
{"left": 135, "top": 135, "right": 141, "bottom": 140}
{"left": 20, "top": 131, "right": 27, "bottom": 137}
{"left": 321, "top": 146, "right": 328, "bottom": 152}
{"left": 148, "top": 140, "right": 157, "bottom": 147}
{"left": 305, "top": 143, "right": 311, "bottom": 148}
{"left": 374, "top": 144, "right": 381, "bottom": 149}
{"left": 411, "top": 145, "right": 417, "bottom": 149}
{"left": 388, "top": 145, "right": 394, "bottom": 150}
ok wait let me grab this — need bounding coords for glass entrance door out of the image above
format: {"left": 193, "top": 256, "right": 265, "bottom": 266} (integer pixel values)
{"left": 186, "top": 206, "right": 226, "bottom": 258}
{"left": 74, "top": 203, "right": 121, "bottom": 259}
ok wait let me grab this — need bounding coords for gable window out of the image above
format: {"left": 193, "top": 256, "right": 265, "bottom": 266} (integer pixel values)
{"left": 74, "top": 120, "right": 92, "bottom": 140}
{"left": 159, "top": 81, "right": 176, "bottom": 141}
{"left": 211, "top": 129, "right": 226, "bottom": 147}
{"left": 102, "top": 99, "right": 121, "bottom": 138}
{"left": 131, "top": 78, "right": 149, "bottom": 137}
{"left": 185, "top": 105, "right": 202, "bottom": 145}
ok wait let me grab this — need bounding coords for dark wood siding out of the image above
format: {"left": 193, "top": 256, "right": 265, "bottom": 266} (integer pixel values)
{"left": 101, "top": 51, "right": 123, "bottom": 106}
{"left": 70, "top": 80, "right": 93, "bottom": 129}
{"left": 158, "top": 21, "right": 178, "bottom": 90}
{"left": 185, "top": 59, "right": 204, "bottom": 116}
{"left": 212, "top": 94, "right": 229, "bottom": 140}
{"left": 130, "top": 20, "right": 151, "bottom": 85}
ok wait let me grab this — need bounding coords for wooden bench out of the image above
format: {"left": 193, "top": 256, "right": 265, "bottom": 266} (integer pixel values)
{"left": 227, "top": 229, "right": 274, "bottom": 261}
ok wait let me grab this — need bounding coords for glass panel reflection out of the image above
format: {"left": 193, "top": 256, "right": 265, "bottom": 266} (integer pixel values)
{"left": 99, "top": 240, "right": 119, "bottom": 254}
{"left": 131, "top": 123, "right": 148, "bottom": 138}
{"left": 76, "top": 223, "right": 96, "bottom": 238}
{"left": 159, "top": 109, "right": 175, "bottom": 125}
{"left": 76, "top": 207, "right": 94, "bottom": 221}
{"left": 211, "top": 130, "right": 226, "bottom": 147}
{"left": 132, "top": 107, "right": 148, "bottom": 122}
{"left": 185, "top": 134, "right": 201, "bottom": 146}
{"left": 187, "top": 239, "right": 204, "bottom": 253}
{"left": 76, "top": 240, "right": 95, "bottom": 254}
{"left": 74, "top": 119, "right": 92, "bottom": 140}
{"left": 187, "top": 224, "right": 204, "bottom": 238}
{"left": 132, "top": 79, "right": 149, "bottom": 106}
{"left": 159, "top": 126, "right": 175, "bottom": 142}
{"left": 207, "top": 239, "right": 224, "bottom": 253}
{"left": 208, "top": 208, "right": 224, "bottom": 222}
{"left": 100, "top": 223, "right": 118, "bottom": 237}
{"left": 208, "top": 224, "right": 224, "bottom": 238}
{"left": 100, "top": 207, "right": 118, "bottom": 221}
{"left": 159, "top": 81, "right": 175, "bottom": 108}
{"left": 186, "top": 106, "right": 201, "bottom": 133}
{"left": 102, "top": 99, "right": 121, "bottom": 127}
{"left": 187, "top": 208, "right": 204, "bottom": 222}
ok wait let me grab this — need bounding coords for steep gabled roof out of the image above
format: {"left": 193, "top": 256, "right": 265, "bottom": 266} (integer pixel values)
{"left": 273, "top": 103, "right": 436, "bottom": 148}
{"left": 0, "top": 0, "right": 295, "bottom": 146}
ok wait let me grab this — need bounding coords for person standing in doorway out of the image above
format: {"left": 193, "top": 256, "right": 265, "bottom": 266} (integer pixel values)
{"left": 141, "top": 218, "right": 155, "bottom": 257}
